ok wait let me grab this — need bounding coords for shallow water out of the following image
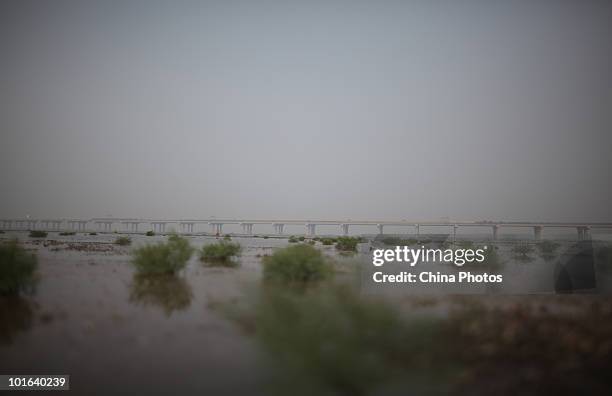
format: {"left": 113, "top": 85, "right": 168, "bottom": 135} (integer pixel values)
{"left": 1, "top": 231, "right": 611, "bottom": 395}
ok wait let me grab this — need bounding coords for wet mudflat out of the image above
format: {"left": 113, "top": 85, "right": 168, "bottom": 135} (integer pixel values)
{"left": 1, "top": 232, "right": 612, "bottom": 395}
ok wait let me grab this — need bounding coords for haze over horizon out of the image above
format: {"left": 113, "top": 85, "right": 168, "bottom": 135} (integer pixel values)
{"left": 1, "top": 0, "right": 611, "bottom": 222}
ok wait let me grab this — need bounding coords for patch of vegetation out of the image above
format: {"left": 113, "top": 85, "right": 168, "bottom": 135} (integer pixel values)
{"left": 511, "top": 242, "right": 535, "bottom": 262}
{"left": 0, "top": 240, "right": 38, "bottom": 296}
{"left": 263, "top": 235, "right": 269, "bottom": 239}
{"left": 223, "top": 234, "right": 232, "bottom": 240}
{"left": 28, "top": 230, "right": 47, "bottom": 238}
{"left": 321, "top": 238, "right": 335, "bottom": 246}
{"left": 537, "top": 240, "right": 560, "bottom": 261}
{"left": 263, "top": 244, "right": 332, "bottom": 286}
{"left": 59, "top": 231, "right": 76, "bottom": 236}
{"left": 455, "top": 240, "right": 474, "bottom": 249}
{"left": 129, "top": 273, "right": 192, "bottom": 316}
{"left": 307, "top": 240, "right": 316, "bottom": 245}
{"left": 288, "top": 236, "right": 299, "bottom": 243}
{"left": 145, "top": 231, "right": 155, "bottom": 236}
{"left": 335, "top": 236, "right": 361, "bottom": 252}
{"left": 298, "top": 236, "right": 305, "bottom": 241}
{"left": 89, "top": 232, "right": 97, "bottom": 236}
{"left": 200, "top": 241, "right": 241, "bottom": 266}
{"left": 380, "top": 237, "right": 417, "bottom": 246}
{"left": 114, "top": 236, "right": 132, "bottom": 246}
{"left": 131, "top": 234, "right": 194, "bottom": 275}
{"left": 236, "top": 285, "right": 452, "bottom": 396}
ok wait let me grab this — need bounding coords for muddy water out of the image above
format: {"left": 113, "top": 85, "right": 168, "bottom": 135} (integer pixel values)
{"left": 1, "top": 232, "right": 611, "bottom": 395}
{"left": 0, "top": 233, "right": 297, "bottom": 395}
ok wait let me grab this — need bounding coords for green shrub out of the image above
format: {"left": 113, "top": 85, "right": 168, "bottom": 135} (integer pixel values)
{"left": 200, "top": 241, "right": 241, "bottom": 265}
{"left": 28, "top": 230, "right": 47, "bottom": 238}
{"left": 380, "top": 237, "right": 417, "bottom": 246}
{"left": 89, "top": 232, "right": 97, "bottom": 236}
{"left": 537, "top": 240, "right": 560, "bottom": 261}
{"left": 455, "top": 240, "right": 474, "bottom": 249}
{"left": 145, "top": 231, "right": 155, "bottom": 236}
{"left": 288, "top": 236, "right": 299, "bottom": 243}
{"left": 223, "top": 234, "right": 232, "bottom": 240}
{"left": 512, "top": 243, "right": 534, "bottom": 257}
{"left": 0, "top": 240, "right": 38, "bottom": 295}
{"left": 115, "top": 236, "right": 132, "bottom": 246}
{"left": 321, "top": 238, "right": 335, "bottom": 246}
{"left": 263, "top": 244, "right": 332, "bottom": 286}
{"left": 59, "top": 231, "right": 76, "bottom": 236}
{"left": 335, "top": 236, "right": 360, "bottom": 252}
{"left": 263, "top": 235, "right": 269, "bottom": 239}
{"left": 298, "top": 236, "right": 305, "bottom": 241}
{"left": 131, "top": 234, "right": 193, "bottom": 275}
{"left": 307, "top": 240, "right": 316, "bottom": 245}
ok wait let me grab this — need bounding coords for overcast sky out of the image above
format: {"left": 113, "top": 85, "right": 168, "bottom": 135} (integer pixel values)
{"left": 1, "top": 0, "right": 611, "bottom": 222}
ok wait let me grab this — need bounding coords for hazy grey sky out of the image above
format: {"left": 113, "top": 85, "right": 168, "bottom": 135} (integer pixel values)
{"left": 1, "top": 0, "right": 611, "bottom": 222}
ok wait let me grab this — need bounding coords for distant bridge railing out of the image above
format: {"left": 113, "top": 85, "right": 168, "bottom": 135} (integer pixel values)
{"left": 1, "top": 217, "right": 612, "bottom": 240}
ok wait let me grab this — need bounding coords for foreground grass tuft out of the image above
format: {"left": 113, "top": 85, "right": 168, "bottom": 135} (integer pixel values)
{"left": 263, "top": 244, "right": 332, "bottom": 286}
{"left": 131, "top": 234, "right": 193, "bottom": 275}
{"left": 28, "top": 230, "right": 47, "bottom": 238}
{"left": 0, "top": 240, "right": 38, "bottom": 296}
{"left": 200, "top": 241, "right": 241, "bottom": 266}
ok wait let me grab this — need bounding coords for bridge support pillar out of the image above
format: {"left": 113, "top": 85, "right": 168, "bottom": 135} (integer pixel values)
{"left": 533, "top": 226, "right": 543, "bottom": 241}
{"left": 241, "top": 223, "right": 253, "bottom": 234}
{"left": 306, "top": 224, "right": 316, "bottom": 236}
{"left": 577, "top": 226, "right": 590, "bottom": 241}
{"left": 341, "top": 224, "right": 349, "bottom": 236}
{"left": 492, "top": 225, "right": 499, "bottom": 241}
{"left": 453, "top": 224, "right": 458, "bottom": 243}
{"left": 415, "top": 224, "right": 420, "bottom": 238}
{"left": 273, "top": 224, "right": 284, "bottom": 235}
{"left": 210, "top": 223, "right": 223, "bottom": 235}
{"left": 377, "top": 224, "right": 384, "bottom": 235}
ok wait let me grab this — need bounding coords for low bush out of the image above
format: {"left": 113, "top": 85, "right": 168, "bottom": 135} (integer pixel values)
{"left": 131, "top": 234, "right": 193, "bottom": 275}
{"left": 89, "top": 232, "right": 97, "bottom": 236}
{"left": 288, "top": 236, "right": 299, "bottom": 243}
{"left": 380, "top": 237, "right": 417, "bottom": 246}
{"left": 335, "top": 236, "right": 361, "bottom": 252}
{"left": 28, "top": 230, "right": 47, "bottom": 238}
{"left": 321, "top": 238, "right": 335, "bottom": 246}
{"left": 223, "top": 234, "right": 232, "bottom": 240}
{"left": 537, "top": 240, "right": 560, "bottom": 261}
{"left": 298, "top": 236, "right": 305, "bottom": 241}
{"left": 200, "top": 241, "right": 241, "bottom": 265}
{"left": 263, "top": 244, "right": 332, "bottom": 286}
{"left": 115, "top": 236, "right": 132, "bottom": 246}
{"left": 59, "top": 231, "right": 76, "bottom": 236}
{"left": 0, "top": 240, "right": 38, "bottom": 295}
{"left": 145, "top": 231, "right": 155, "bottom": 236}
{"left": 512, "top": 243, "right": 534, "bottom": 258}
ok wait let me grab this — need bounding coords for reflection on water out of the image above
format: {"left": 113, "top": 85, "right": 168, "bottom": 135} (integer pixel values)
{"left": 0, "top": 296, "right": 34, "bottom": 344}
{"left": 129, "top": 273, "right": 193, "bottom": 316}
